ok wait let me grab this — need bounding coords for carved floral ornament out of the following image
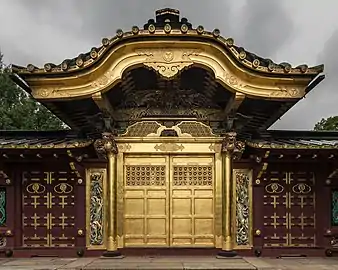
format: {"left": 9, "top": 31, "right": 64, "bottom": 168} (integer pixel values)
{"left": 135, "top": 49, "right": 201, "bottom": 79}
{"left": 28, "top": 42, "right": 310, "bottom": 100}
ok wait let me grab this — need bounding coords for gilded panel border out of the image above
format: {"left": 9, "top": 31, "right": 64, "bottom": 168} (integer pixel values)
{"left": 85, "top": 168, "right": 107, "bottom": 250}
{"left": 232, "top": 169, "right": 253, "bottom": 249}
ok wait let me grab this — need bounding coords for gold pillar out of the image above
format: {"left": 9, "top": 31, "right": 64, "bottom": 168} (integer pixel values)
{"left": 94, "top": 133, "right": 121, "bottom": 257}
{"left": 219, "top": 132, "right": 245, "bottom": 257}
{"left": 106, "top": 150, "right": 117, "bottom": 251}
{"left": 223, "top": 151, "right": 233, "bottom": 251}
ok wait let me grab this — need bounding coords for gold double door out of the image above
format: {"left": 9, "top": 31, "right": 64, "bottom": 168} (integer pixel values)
{"left": 123, "top": 155, "right": 215, "bottom": 247}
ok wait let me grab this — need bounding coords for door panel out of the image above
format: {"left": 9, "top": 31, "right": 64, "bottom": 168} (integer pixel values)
{"left": 123, "top": 155, "right": 215, "bottom": 247}
{"left": 124, "top": 156, "right": 169, "bottom": 247}
{"left": 262, "top": 170, "right": 316, "bottom": 247}
{"left": 170, "top": 156, "right": 215, "bottom": 247}
{"left": 22, "top": 171, "right": 76, "bottom": 247}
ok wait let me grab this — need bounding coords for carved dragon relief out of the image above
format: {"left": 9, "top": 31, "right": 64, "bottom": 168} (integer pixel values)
{"left": 136, "top": 48, "right": 201, "bottom": 79}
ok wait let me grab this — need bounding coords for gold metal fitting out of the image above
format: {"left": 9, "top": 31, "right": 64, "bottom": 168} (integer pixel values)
{"left": 5, "top": 230, "right": 12, "bottom": 236}
{"left": 255, "top": 229, "right": 261, "bottom": 236}
{"left": 77, "top": 229, "right": 84, "bottom": 236}
{"left": 255, "top": 179, "right": 261, "bottom": 185}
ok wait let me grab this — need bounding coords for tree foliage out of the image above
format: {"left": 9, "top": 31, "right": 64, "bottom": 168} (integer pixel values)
{"left": 314, "top": 116, "right": 338, "bottom": 131}
{"left": 0, "top": 53, "right": 66, "bottom": 131}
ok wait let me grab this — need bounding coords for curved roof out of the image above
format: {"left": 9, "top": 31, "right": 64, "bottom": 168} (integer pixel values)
{"left": 12, "top": 8, "right": 323, "bottom": 78}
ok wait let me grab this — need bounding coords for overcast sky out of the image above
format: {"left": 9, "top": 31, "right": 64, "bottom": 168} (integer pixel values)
{"left": 0, "top": 0, "right": 337, "bottom": 130}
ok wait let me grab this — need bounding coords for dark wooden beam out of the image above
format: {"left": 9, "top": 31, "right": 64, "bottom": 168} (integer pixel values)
{"left": 92, "top": 92, "right": 116, "bottom": 122}
{"left": 223, "top": 92, "right": 245, "bottom": 116}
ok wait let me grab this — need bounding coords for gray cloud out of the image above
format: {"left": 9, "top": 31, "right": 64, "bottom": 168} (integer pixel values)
{"left": 273, "top": 29, "right": 338, "bottom": 130}
{"left": 238, "top": 0, "right": 294, "bottom": 58}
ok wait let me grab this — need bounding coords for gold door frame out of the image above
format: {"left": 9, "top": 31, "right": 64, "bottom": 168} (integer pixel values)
{"left": 115, "top": 137, "right": 223, "bottom": 248}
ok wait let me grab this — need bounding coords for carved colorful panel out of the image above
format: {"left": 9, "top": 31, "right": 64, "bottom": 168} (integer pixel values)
{"left": 86, "top": 169, "right": 106, "bottom": 249}
{"left": 332, "top": 190, "right": 338, "bottom": 226}
{"left": 22, "top": 171, "right": 76, "bottom": 247}
{"left": 0, "top": 188, "right": 6, "bottom": 226}
{"left": 233, "top": 169, "right": 252, "bottom": 248}
{"left": 262, "top": 170, "right": 316, "bottom": 247}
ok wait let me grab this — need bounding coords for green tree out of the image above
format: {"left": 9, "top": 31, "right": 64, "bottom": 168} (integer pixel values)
{"left": 314, "top": 116, "right": 338, "bottom": 131}
{"left": 0, "top": 52, "right": 66, "bottom": 130}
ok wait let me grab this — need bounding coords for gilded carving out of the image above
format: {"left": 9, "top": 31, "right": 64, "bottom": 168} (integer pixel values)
{"left": 221, "top": 132, "right": 245, "bottom": 157}
{"left": 269, "top": 86, "right": 301, "bottom": 98}
{"left": 117, "top": 143, "right": 131, "bottom": 152}
{"left": 154, "top": 143, "right": 184, "bottom": 152}
{"left": 136, "top": 48, "right": 201, "bottom": 79}
{"left": 89, "top": 172, "right": 105, "bottom": 246}
{"left": 94, "top": 132, "right": 118, "bottom": 159}
{"left": 234, "top": 170, "right": 251, "bottom": 246}
{"left": 221, "top": 132, "right": 237, "bottom": 152}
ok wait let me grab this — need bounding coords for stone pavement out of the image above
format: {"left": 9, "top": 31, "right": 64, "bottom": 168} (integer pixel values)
{"left": 0, "top": 256, "right": 337, "bottom": 270}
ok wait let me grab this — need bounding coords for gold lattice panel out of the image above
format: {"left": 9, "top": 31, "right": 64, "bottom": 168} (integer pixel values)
{"left": 173, "top": 165, "right": 213, "bottom": 186}
{"left": 177, "top": 121, "right": 215, "bottom": 137}
{"left": 125, "top": 165, "right": 166, "bottom": 186}
{"left": 122, "top": 121, "right": 161, "bottom": 137}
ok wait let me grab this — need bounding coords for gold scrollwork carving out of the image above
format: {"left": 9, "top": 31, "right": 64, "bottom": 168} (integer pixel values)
{"left": 154, "top": 143, "right": 184, "bottom": 152}
{"left": 269, "top": 86, "right": 301, "bottom": 98}
{"left": 292, "top": 183, "right": 311, "bottom": 194}
{"left": 265, "top": 183, "right": 284, "bottom": 194}
{"left": 54, "top": 183, "right": 73, "bottom": 194}
{"left": 26, "top": 183, "right": 46, "bottom": 194}
{"left": 136, "top": 48, "right": 201, "bottom": 79}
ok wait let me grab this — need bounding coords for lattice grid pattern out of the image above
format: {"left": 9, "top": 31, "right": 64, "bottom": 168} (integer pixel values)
{"left": 173, "top": 165, "right": 213, "bottom": 186}
{"left": 125, "top": 165, "right": 166, "bottom": 186}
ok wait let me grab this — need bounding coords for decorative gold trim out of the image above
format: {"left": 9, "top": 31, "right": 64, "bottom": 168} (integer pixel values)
{"left": 246, "top": 141, "right": 338, "bottom": 149}
{"left": 24, "top": 42, "right": 312, "bottom": 100}
{"left": 0, "top": 140, "right": 93, "bottom": 149}
{"left": 86, "top": 168, "right": 107, "bottom": 250}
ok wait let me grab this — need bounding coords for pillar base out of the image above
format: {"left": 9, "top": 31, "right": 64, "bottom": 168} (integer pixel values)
{"left": 102, "top": 250, "right": 124, "bottom": 258}
{"left": 217, "top": 250, "right": 238, "bottom": 258}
